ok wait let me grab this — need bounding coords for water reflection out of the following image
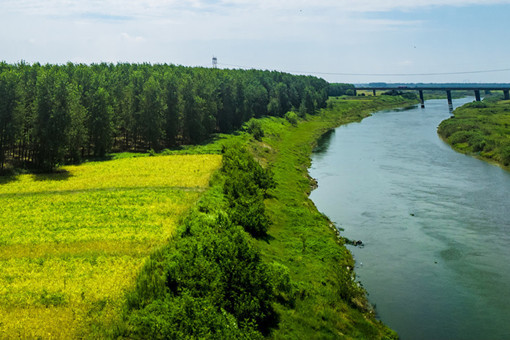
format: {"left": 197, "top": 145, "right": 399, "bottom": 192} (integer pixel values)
{"left": 312, "top": 129, "right": 335, "bottom": 155}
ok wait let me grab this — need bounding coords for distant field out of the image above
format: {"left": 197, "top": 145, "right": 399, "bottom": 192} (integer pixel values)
{"left": 0, "top": 154, "right": 222, "bottom": 338}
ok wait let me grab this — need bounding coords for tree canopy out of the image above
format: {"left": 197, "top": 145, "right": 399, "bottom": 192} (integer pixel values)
{"left": 0, "top": 62, "right": 328, "bottom": 171}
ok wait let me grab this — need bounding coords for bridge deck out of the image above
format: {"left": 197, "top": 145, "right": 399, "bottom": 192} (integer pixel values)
{"left": 355, "top": 86, "right": 510, "bottom": 91}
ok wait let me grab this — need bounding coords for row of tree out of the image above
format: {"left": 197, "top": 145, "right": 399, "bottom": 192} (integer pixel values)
{"left": 0, "top": 62, "right": 328, "bottom": 171}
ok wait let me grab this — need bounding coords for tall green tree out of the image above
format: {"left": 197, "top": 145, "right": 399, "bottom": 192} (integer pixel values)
{"left": 34, "top": 69, "right": 83, "bottom": 170}
{"left": 162, "top": 72, "right": 180, "bottom": 147}
{"left": 139, "top": 76, "right": 167, "bottom": 150}
{"left": 0, "top": 71, "right": 20, "bottom": 169}
{"left": 89, "top": 87, "right": 113, "bottom": 157}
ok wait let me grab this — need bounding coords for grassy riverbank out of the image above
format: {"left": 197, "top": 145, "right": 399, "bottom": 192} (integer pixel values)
{"left": 438, "top": 99, "right": 510, "bottom": 168}
{"left": 115, "top": 95, "right": 416, "bottom": 338}
{"left": 246, "top": 95, "right": 418, "bottom": 338}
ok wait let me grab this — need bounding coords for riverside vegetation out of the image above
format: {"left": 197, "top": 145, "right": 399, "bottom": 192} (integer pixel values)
{"left": 113, "top": 94, "right": 416, "bottom": 339}
{"left": 0, "top": 61, "right": 416, "bottom": 338}
{"left": 438, "top": 97, "right": 510, "bottom": 168}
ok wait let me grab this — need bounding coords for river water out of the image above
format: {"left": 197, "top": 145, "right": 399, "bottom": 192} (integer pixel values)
{"left": 309, "top": 98, "right": 510, "bottom": 340}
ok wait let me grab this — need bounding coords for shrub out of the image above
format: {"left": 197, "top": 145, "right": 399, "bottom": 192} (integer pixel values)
{"left": 285, "top": 111, "right": 299, "bottom": 126}
{"left": 448, "top": 130, "right": 474, "bottom": 144}
{"left": 401, "top": 92, "right": 418, "bottom": 100}
{"left": 246, "top": 120, "right": 264, "bottom": 141}
{"left": 500, "top": 144, "right": 510, "bottom": 165}
{"left": 124, "top": 212, "right": 278, "bottom": 338}
{"left": 222, "top": 145, "right": 275, "bottom": 236}
{"left": 122, "top": 145, "right": 280, "bottom": 338}
{"left": 466, "top": 101, "right": 488, "bottom": 109}
{"left": 438, "top": 119, "right": 459, "bottom": 138}
{"left": 468, "top": 133, "right": 486, "bottom": 152}
{"left": 229, "top": 193, "right": 270, "bottom": 236}
{"left": 267, "top": 262, "right": 295, "bottom": 306}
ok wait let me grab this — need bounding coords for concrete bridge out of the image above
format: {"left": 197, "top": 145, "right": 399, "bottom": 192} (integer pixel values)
{"left": 354, "top": 86, "right": 510, "bottom": 108}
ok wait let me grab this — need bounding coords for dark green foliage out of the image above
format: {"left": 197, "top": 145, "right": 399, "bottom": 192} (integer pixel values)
{"left": 222, "top": 145, "right": 275, "bottom": 236}
{"left": 222, "top": 145, "right": 276, "bottom": 195}
{"left": 89, "top": 87, "right": 113, "bottom": 157}
{"left": 327, "top": 83, "right": 355, "bottom": 97}
{"left": 121, "top": 146, "right": 283, "bottom": 338}
{"left": 139, "top": 76, "right": 166, "bottom": 150}
{"left": 33, "top": 68, "right": 85, "bottom": 170}
{"left": 401, "top": 92, "right": 418, "bottom": 100}
{"left": 168, "top": 213, "right": 278, "bottom": 332}
{"left": 0, "top": 62, "right": 329, "bottom": 171}
{"left": 127, "top": 292, "right": 262, "bottom": 340}
{"left": 382, "top": 89, "right": 401, "bottom": 96}
{"left": 466, "top": 101, "right": 488, "bottom": 108}
{"left": 228, "top": 193, "right": 271, "bottom": 237}
{"left": 123, "top": 211, "right": 276, "bottom": 338}
{"left": 0, "top": 70, "right": 20, "bottom": 169}
{"left": 381, "top": 89, "right": 417, "bottom": 100}
{"left": 285, "top": 111, "right": 298, "bottom": 126}
{"left": 448, "top": 130, "right": 474, "bottom": 144}
{"left": 246, "top": 120, "right": 264, "bottom": 141}
{"left": 501, "top": 144, "right": 510, "bottom": 166}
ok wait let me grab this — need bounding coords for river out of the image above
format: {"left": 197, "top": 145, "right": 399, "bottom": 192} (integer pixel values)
{"left": 309, "top": 97, "right": 510, "bottom": 340}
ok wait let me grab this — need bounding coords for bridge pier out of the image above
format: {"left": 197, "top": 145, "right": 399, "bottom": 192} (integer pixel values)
{"left": 474, "top": 90, "right": 481, "bottom": 102}
{"left": 446, "top": 90, "right": 453, "bottom": 105}
{"left": 419, "top": 90, "right": 424, "bottom": 108}
{"left": 504, "top": 89, "right": 510, "bottom": 100}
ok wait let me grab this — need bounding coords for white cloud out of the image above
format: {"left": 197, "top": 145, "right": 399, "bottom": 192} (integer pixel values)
{"left": 2, "top": 0, "right": 510, "bottom": 82}
{"left": 121, "top": 32, "right": 145, "bottom": 42}
{"left": 4, "top": 0, "right": 510, "bottom": 18}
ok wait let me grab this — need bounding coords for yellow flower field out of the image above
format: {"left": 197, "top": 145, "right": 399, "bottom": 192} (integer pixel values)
{"left": 0, "top": 154, "right": 222, "bottom": 339}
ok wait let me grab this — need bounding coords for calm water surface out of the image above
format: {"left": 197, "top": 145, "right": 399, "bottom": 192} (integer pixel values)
{"left": 309, "top": 98, "right": 510, "bottom": 340}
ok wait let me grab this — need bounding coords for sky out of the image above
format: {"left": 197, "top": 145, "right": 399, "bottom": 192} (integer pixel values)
{"left": 2, "top": 0, "right": 510, "bottom": 84}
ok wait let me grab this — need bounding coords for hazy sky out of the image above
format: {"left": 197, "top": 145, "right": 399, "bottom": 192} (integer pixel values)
{"left": 2, "top": 0, "right": 510, "bottom": 83}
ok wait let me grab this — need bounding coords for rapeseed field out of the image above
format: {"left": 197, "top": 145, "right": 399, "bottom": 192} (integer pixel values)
{"left": 0, "top": 154, "right": 222, "bottom": 339}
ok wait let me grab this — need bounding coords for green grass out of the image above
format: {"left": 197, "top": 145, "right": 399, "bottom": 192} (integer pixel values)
{"left": 438, "top": 99, "right": 510, "bottom": 168}
{"left": 245, "top": 96, "right": 417, "bottom": 339}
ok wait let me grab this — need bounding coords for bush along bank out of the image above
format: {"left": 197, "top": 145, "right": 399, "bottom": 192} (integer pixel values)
{"left": 114, "top": 95, "right": 417, "bottom": 339}
{"left": 113, "top": 145, "right": 286, "bottom": 338}
{"left": 438, "top": 99, "right": 510, "bottom": 168}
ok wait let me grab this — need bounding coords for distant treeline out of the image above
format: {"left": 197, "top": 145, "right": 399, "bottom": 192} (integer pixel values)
{"left": 327, "top": 83, "right": 355, "bottom": 96}
{"left": 0, "top": 62, "right": 328, "bottom": 171}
